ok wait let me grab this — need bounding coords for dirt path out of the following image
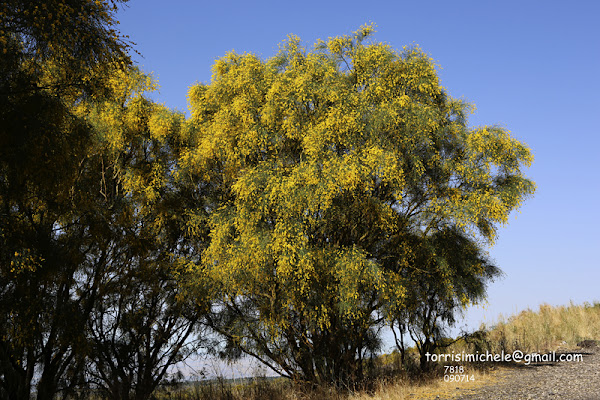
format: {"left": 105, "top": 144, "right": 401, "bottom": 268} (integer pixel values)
{"left": 447, "top": 346, "right": 600, "bottom": 400}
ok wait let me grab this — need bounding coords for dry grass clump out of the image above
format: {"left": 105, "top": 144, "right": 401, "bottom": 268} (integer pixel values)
{"left": 348, "top": 368, "right": 497, "bottom": 400}
{"left": 455, "top": 301, "right": 600, "bottom": 355}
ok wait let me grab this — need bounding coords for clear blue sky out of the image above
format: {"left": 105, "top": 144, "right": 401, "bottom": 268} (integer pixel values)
{"left": 117, "top": 0, "right": 600, "bottom": 334}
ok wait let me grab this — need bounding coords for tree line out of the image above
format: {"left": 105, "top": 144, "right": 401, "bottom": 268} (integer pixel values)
{"left": 0, "top": 1, "right": 535, "bottom": 399}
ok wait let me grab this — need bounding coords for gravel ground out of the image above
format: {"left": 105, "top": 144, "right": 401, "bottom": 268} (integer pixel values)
{"left": 446, "top": 344, "right": 600, "bottom": 400}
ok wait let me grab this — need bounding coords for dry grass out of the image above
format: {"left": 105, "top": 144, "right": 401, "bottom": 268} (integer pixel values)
{"left": 158, "top": 365, "right": 505, "bottom": 400}
{"left": 453, "top": 301, "right": 600, "bottom": 355}
{"left": 349, "top": 367, "right": 503, "bottom": 400}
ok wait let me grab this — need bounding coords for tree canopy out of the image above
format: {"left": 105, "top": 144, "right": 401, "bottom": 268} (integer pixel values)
{"left": 180, "top": 25, "right": 535, "bottom": 384}
{"left": 1, "top": 2, "right": 204, "bottom": 398}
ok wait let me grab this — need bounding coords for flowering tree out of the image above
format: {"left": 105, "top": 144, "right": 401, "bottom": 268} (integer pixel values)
{"left": 180, "top": 25, "right": 535, "bottom": 386}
